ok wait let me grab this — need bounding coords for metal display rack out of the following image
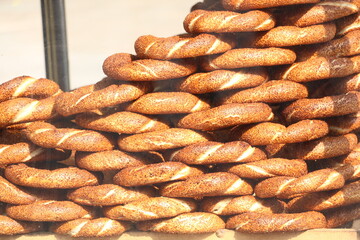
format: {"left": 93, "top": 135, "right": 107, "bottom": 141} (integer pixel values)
{"left": 40, "top": 0, "right": 69, "bottom": 91}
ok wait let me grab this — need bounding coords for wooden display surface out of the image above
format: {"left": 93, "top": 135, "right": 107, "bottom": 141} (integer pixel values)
{"left": 0, "top": 229, "right": 357, "bottom": 240}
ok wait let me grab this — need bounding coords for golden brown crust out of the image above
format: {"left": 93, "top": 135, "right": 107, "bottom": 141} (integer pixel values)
{"left": 0, "top": 175, "right": 36, "bottom": 205}
{"left": 327, "top": 112, "right": 360, "bottom": 135}
{"left": 169, "top": 141, "right": 266, "bottom": 165}
{"left": 0, "top": 215, "right": 44, "bottom": 235}
{"left": 6, "top": 200, "right": 94, "bottom": 222}
{"left": 0, "top": 142, "right": 70, "bottom": 165}
{"left": 5, "top": 163, "right": 100, "bottom": 189}
{"left": 25, "top": 121, "right": 115, "bottom": 152}
{"left": 75, "top": 110, "right": 169, "bottom": 134}
{"left": 67, "top": 184, "right": 155, "bottom": 206}
{"left": 103, "top": 53, "right": 197, "bottom": 81}
{"left": 252, "top": 23, "right": 336, "bottom": 47}
{"left": 113, "top": 162, "right": 204, "bottom": 187}
{"left": 231, "top": 120, "right": 329, "bottom": 145}
{"left": 183, "top": 9, "right": 275, "bottom": 33}
{"left": 117, "top": 128, "right": 211, "bottom": 152}
{"left": 75, "top": 150, "right": 153, "bottom": 171}
{"left": 254, "top": 168, "right": 347, "bottom": 199}
{"left": 222, "top": 0, "right": 320, "bottom": 11}
{"left": 266, "top": 133, "right": 358, "bottom": 160}
{"left": 175, "top": 68, "right": 268, "bottom": 94}
{"left": 0, "top": 96, "right": 58, "bottom": 128}
{"left": 296, "top": 30, "right": 360, "bottom": 61}
{"left": 135, "top": 33, "right": 236, "bottom": 59}
{"left": 50, "top": 218, "right": 132, "bottom": 238}
{"left": 199, "top": 48, "right": 296, "bottom": 71}
{"left": 278, "top": 1, "right": 358, "bottom": 27}
{"left": 103, "top": 197, "right": 197, "bottom": 221}
{"left": 287, "top": 179, "right": 360, "bottom": 212}
{"left": 160, "top": 172, "right": 253, "bottom": 198}
{"left": 0, "top": 76, "right": 60, "bottom": 103}
{"left": 54, "top": 78, "right": 151, "bottom": 116}
{"left": 336, "top": 12, "right": 360, "bottom": 36}
{"left": 282, "top": 92, "right": 360, "bottom": 121}
{"left": 226, "top": 211, "right": 326, "bottom": 233}
{"left": 136, "top": 212, "right": 225, "bottom": 233}
{"left": 177, "top": 103, "right": 273, "bottom": 131}
{"left": 324, "top": 203, "right": 360, "bottom": 228}
{"left": 125, "top": 92, "right": 210, "bottom": 114}
{"left": 276, "top": 56, "right": 360, "bottom": 83}
{"left": 201, "top": 195, "right": 286, "bottom": 215}
{"left": 223, "top": 158, "right": 308, "bottom": 179}
{"left": 219, "top": 80, "right": 308, "bottom": 104}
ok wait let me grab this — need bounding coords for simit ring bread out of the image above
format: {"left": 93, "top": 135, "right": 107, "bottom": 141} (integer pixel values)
{"left": 6, "top": 200, "right": 94, "bottom": 222}
{"left": 136, "top": 212, "right": 225, "bottom": 234}
{"left": 168, "top": 140, "right": 266, "bottom": 165}
{"left": 266, "top": 133, "right": 358, "bottom": 160}
{"left": 287, "top": 179, "right": 360, "bottom": 212}
{"left": 0, "top": 96, "right": 57, "bottom": 128}
{"left": 75, "top": 150, "right": 154, "bottom": 171}
{"left": 67, "top": 184, "right": 155, "bottom": 206}
{"left": 327, "top": 112, "right": 360, "bottom": 135}
{"left": 277, "top": 1, "right": 358, "bottom": 27}
{"left": 103, "top": 197, "right": 197, "bottom": 221}
{"left": 135, "top": 33, "right": 236, "bottom": 59}
{"left": 0, "top": 215, "right": 44, "bottom": 235}
{"left": 201, "top": 195, "right": 286, "bottom": 215}
{"left": 336, "top": 12, "right": 360, "bottom": 36}
{"left": 254, "top": 168, "right": 347, "bottom": 199}
{"left": 177, "top": 103, "right": 274, "bottom": 131}
{"left": 0, "top": 175, "right": 37, "bottom": 205}
{"left": 5, "top": 163, "right": 100, "bottom": 189}
{"left": 117, "top": 128, "right": 211, "bottom": 152}
{"left": 222, "top": 158, "right": 308, "bottom": 179}
{"left": 103, "top": 53, "right": 197, "bottom": 81}
{"left": 175, "top": 67, "right": 268, "bottom": 94}
{"left": 125, "top": 92, "right": 210, "bottom": 114}
{"left": 113, "top": 162, "right": 204, "bottom": 187}
{"left": 54, "top": 77, "right": 151, "bottom": 116}
{"left": 199, "top": 48, "right": 296, "bottom": 71}
{"left": 219, "top": 80, "right": 308, "bottom": 104}
{"left": 230, "top": 120, "right": 329, "bottom": 145}
{"left": 226, "top": 211, "right": 326, "bottom": 233}
{"left": 160, "top": 172, "right": 253, "bottom": 198}
{"left": 0, "top": 142, "right": 70, "bottom": 165}
{"left": 282, "top": 91, "right": 360, "bottom": 122}
{"left": 0, "top": 76, "right": 60, "bottom": 102}
{"left": 251, "top": 23, "right": 336, "bottom": 47}
{"left": 276, "top": 55, "right": 360, "bottom": 83}
{"left": 221, "top": 0, "right": 320, "bottom": 11}
{"left": 75, "top": 110, "right": 170, "bottom": 134}
{"left": 296, "top": 30, "right": 360, "bottom": 61}
{"left": 183, "top": 9, "right": 275, "bottom": 33}
{"left": 50, "top": 218, "right": 132, "bottom": 238}
{"left": 25, "top": 121, "right": 115, "bottom": 152}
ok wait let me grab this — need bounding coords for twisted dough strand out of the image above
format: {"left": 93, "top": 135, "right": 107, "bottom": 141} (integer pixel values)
{"left": 222, "top": 0, "right": 320, "bottom": 11}
{"left": 25, "top": 121, "right": 115, "bottom": 152}
{"left": 226, "top": 211, "right": 326, "bottom": 233}
{"left": 169, "top": 140, "right": 266, "bottom": 165}
{"left": 135, "top": 33, "right": 236, "bottom": 59}
{"left": 50, "top": 218, "right": 132, "bottom": 238}
{"left": 254, "top": 168, "right": 347, "bottom": 199}
{"left": 223, "top": 158, "right": 308, "bottom": 179}
{"left": 0, "top": 76, "right": 60, "bottom": 102}
{"left": 160, "top": 172, "right": 253, "bottom": 198}
{"left": 183, "top": 9, "right": 275, "bottom": 33}
{"left": 103, "top": 197, "right": 196, "bottom": 221}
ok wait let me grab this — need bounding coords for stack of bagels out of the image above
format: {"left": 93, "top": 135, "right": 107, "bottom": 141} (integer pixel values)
{"left": 2, "top": 0, "right": 360, "bottom": 237}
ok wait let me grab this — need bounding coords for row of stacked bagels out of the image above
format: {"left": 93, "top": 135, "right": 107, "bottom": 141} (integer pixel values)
{"left": 2, "top": 0, "right": 360, "bottom": 237}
